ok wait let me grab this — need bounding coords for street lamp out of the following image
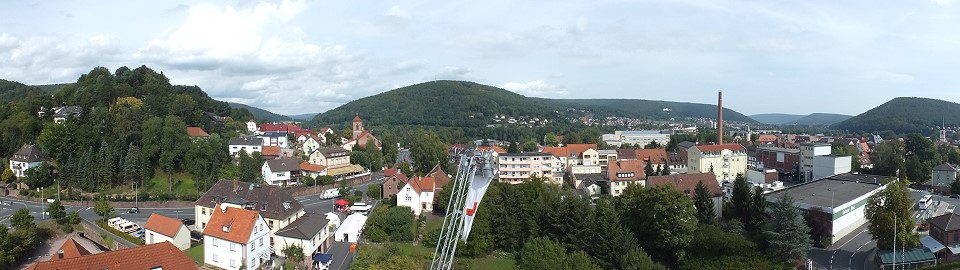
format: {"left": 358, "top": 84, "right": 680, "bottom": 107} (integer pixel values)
{"left": 134, "top": 181, "right": 138, "bottom": 209}
{"left": 40, "top": 187, "right": 44, "bottom": 220}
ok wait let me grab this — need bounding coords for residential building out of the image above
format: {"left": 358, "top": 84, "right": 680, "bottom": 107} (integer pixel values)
{"left": 259, "top": 123, "right": 311, "bottom": 138}
{"left": 25, "top": 242, "right": 195, "bottom": 270}
{"left": 570, "top": 165, "right": 602, "bottom": 175}
{"left": 309, "top": 147, "right": 351, "bottom": 168}
{"left": 576, "top": 174, "right": 602, "bottom": 198}
{"left": 607, "top": 159, "right": 646, "bottom": 196}
{"left": 262, "top": 158, "right": 303, "bottom": 186}
{"left": 646, "top": 173, "right": 723, "bottom": 217}
{"left": 617, "top": 148, "right": 638, "bottom": 160}
{"left": 924, "top": 212, "right": 960, "bottom": 263}
{"left": 246, "top": 120, "right": 257, "bottom": 134}
{"left": 541, "top": 144, "right": 599, "bottom": 168}
{"left": 229, "top": 137, "right": 263, "bottom": 157}
{"left": 203, "top": 205, "right": 272, "bottom": 270}
{"left": 381, "top": 169, "right": 410, "bottom": 200}
{"left": 497, "top": 152, "right": 563, "bottom": 184}
{"left": 144, "top": 213, "right": 191, "bottom": 250}
{"left": 302, "top": 135, "right": 322, "bottom": 155}
{"left": 667, "top": 151, "right": 687, "bottom": 173}
{"left": 597, "top": 149, "right": 618, "bottom": 171}
{"left": 261, "top": 145, "right": 281, "bottom": 160}
{"left": 187, "top": 127, "right": 210, "bottom": 140}
{"left": 9, "top": 144, "right": 46, "bottom": 178}
{"left": 765, "top": 173, "right": 890, "bottom": 245}
{"left": 46, "top": 237, "right": 92, "bottom": 261}
{"left": 397, "top": 176, "right": 436, "bottom": 216}
{"left": 754, "top": 146, "right": 801, "bottom": 173}
{"left": 636, "top": 148, "right": 669, "bottom": 169}
{"left": 800, "top": 143, "right": 832, "bottom": 182}
{"left": 274, "top": 212, "right": 340, "bottom": 259}
{"left": 205, "top": 112, "right": 226, "bottom": 123}
{"left": 299, "top": 162, "right": 328, "bottom": 179}
{"left": 932, "top": 163, "right": 960, "bottom": 188}
{"left": 601, "top": 130, "right": 671, "bottom": 147}
{"left": 757, "top": 134, "right": 778, "bottom": 144}
{"left": 687, "top": 144, "right": 748, "bottom": 182}
{"left": 52, "top": 106, "right": 82, "bottom": 123}
{"left": 195, "top": 180, "right": 306, "bottom": 245}
{"left": 342, "top": 115, "right": 381, "bottom": 150}
{"left": 258, "top": 131, "right": 289, "bottom": 148}
{"left": 812, "top": 155, "right": 852, "bottom": 180}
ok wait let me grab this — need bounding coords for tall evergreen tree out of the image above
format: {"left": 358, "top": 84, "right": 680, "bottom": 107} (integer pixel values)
{"left": 764, "top": 193, "right": 812, "bottom": 262}
{"left": 731, "top": 173, "right": 751, "bottom": 222}
{"left": 621, "top": 248, "right": 667, "bottom": 270}
{"left": 588, "top": 199, "right": 637, "bottom": 269}
{"left": 123, "top": 143, "right": 142, "bottom": 183}
{"left": 693, "top": 180, "right": 715, "bottom": 225}
{"left": 644, "top": 160, "right": 655, "bottom": 176}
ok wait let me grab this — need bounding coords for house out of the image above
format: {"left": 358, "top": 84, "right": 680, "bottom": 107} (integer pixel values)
{"left": 924, "top": 212, "right": 960, "bottom": 263}
{"left": 608, "top": 159, "right": 646, "bottom": 196}
{"left": 334, "top": 213, "right": 368, "bottom": 243}
{"left": 52, "top": 106, "right": 82, "bottom": 123}
{"left": 757, "top": 134, "right": 778, "bottom": 144}
{"left": 229, "top": 137, "right": 263, "bottom": 157}
{"left": 262, "top": 158, "right": 303, "bottom": 186}
{"left": 687, "top": 144, "right": 748, "bottom": 182}
{"left": 397, "top": 176, "right": 436, "bottom": 216}
{"left": 932, "top": 163, "right": 959, "bottom": 188}
{"left": 575, "top": 173, "right": 603, "bottom": 198}
{"left": 381, "top": 169, "right": 410, "bottom": 200}
{"left": 261, "top": 145, "right": 281, "bottom": 160}
{"left": 646, "top": 173, "right": 723, "bottom": 217}
{"left": 26, "top": 242, "right": 195, "bottom": 270}
{"left": 667, "top": 151, "right": 687, "bottom": 173}
{"left": 302, "top": 135, "right": 322, "bottom": 155}
{"left": 246, "top": 121, "right": 258, "bottom": 134}
{"left": 274, "top": 212, "right": 340, "bottom": 259}
{"left": 498, "top": 152, "right": 563, "bottom": 184}
{"left": 9, "top": 144, "right": 47, "bottom": 178}
{"left": 258, "top": 131, "right": 289, "bottom": 148}
{"left": 203, "top": 204, "right": 272, "bottom": 270}
{"left": 46, "top": 237, "right": 93, "bottom": 261}
{"left": 300, "top": 162, "right": 328, "bottom": 178}
{"left": 205, "top": 112, "right": 226, "bottom": 123}
{"left": 541, "top": 143, "right": 599, "bottom": 169}
{"left": 187, "top": 127, "right": 210, "bottom": 140}
{"left": 635, "top": 148, "right": 669, "bottom": 169}
{"left": 259, "top": 123, "right": 312, "bottom": 139}
{"left": 195, "top": 180, "right": 305, "bottom": 241}
{"left": 309, "top": 146, "right": 351, "bottom": 169}
{"left": 597, "top": 149, "right": 618, "bottom": 171}
{"left": 342, "top": 115, "right": 381, "bottom": 150}
{"left": 144, "top": 213, "right": 191, "bottom": 250}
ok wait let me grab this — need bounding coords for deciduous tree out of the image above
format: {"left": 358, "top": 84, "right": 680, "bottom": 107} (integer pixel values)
{"left": 620, "top": 184, "right": 697, "bottom": 263}
{"left": 865, "top": 179, "right": 919, "bottom": 249}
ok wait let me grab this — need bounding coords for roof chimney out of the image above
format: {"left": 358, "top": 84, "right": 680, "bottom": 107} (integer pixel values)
{"left": 57, "top": 250, "right": 64, "bottom": 260}
{"left": 717, "top": 91, "right": 723, "bottom": 145}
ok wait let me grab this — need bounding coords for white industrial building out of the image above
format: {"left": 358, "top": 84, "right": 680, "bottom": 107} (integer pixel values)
{"left": 601, "top": 130, "right": 671, "bottom": 147}
{"left": 813, "top": 155, "right": 852, "bottom": 180}
{"left": 800, "top": 143, "right": 833, "bottom": 182}
{"left": 766, "top": 173, "right": 890, "bottom": 245}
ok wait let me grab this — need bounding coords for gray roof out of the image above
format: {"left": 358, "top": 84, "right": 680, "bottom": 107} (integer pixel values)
{"left": 229, "top": 137, "right": 263, "bottom": 146}
{"left": 928, "top": 213, "right": 960, "bottom": 232}
{"left": 53, "top": 106, "right": 82, "bottom": 118}
{"left": 678, "top": 141, "right": 696, "bottom": 149}
{"left": 621, "top": 130, "right": 670, "bottom": 135}
{"left": 933, "top": 163, "right": 959, "bottom": 172}
{"left": 756, "top": 146, "right": 801, "bottom": 154}
{"left": 315, "top": 146, "right": 348, "bottom": 156}
{"left": 265, "top": 158, "right": 301, "bottom": 172}
{"left": 196, "top": 180, "right": 303, "bottom": 220}
{"left": 10, "top": 144, "right": 46, "bottom": 162}
{"left": 275, "top": 213, "right": 333, "bottom": 239}
{"left": 205, "top": 112, "right": 224, "bottom": 122}
{"left": 766, "top": 173, "right": 887, "bottom": 209}
{"left": 259, "top": 131, "right": 287, "bottom": 137}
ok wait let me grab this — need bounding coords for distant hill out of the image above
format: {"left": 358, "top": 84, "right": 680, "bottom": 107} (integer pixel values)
{"left": 791, "top": 113, "right": 851, "bottom": 126}
{"left": 307, "top": 80, "right": 756, "bottom": 128}
{"left": 750, "top": 113, "right": 804, "bottom": 124}
{"left": 228, "top": 102, "right": 292, "bottom": 122}
{"left": 832, "top": 97, "right": 960, "bottom": 134}
{"left": 288, "top": 113, "right": 318, "bottom": 121}
{"left": 554, "top": 99, "right": 755, "bottom": 122}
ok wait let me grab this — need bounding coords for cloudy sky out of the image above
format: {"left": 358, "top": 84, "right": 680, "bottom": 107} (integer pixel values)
{"left": 2, "top": 0, "right": 959, "bottom": 116}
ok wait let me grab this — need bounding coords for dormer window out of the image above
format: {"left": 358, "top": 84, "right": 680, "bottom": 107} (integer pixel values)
{"left": 261, "top": 204, "right": 267, "bottom": 211}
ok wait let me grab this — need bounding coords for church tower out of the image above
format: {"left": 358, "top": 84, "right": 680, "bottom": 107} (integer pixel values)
{"left": 352, "top": 114, "right": 364, "bottom": 140}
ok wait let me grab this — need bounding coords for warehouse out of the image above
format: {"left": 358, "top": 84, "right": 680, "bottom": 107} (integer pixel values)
{"left": 766, "top": 173, "right": 890, "bottom": 245}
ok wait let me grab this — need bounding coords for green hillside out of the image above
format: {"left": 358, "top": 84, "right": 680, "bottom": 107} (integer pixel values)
{"left": 288, "top": 113, "right": 318, "bottom": 121}
{"left": 228, "top": 102, "right": 292, "bottom": 122}
{"left": 556, "top": 99, "right": 755, "bottom": 122}
{"left": 792, "top": 113, "right": 851, "bottom": 126}
{"left": 832, "top": 97, "right": 960, "bottom": 134}
{"left": 750, "top": 113, "right": 804, "bottom": 124}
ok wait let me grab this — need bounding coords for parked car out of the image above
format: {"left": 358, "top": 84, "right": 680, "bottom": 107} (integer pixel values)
{"left": 190, "top": 231, "right": 203, "bottom": 241}
{"left": 46, "top": 198, "right": 55, "bottom": 203}
{"left": 951, "top": 194, "right": 959, "bottom": 199}
{"left": 128, "top": 207, "right": 140, "bottom": 214}
{"left": 182, "top": 218, "right": 195, "bottom": 226}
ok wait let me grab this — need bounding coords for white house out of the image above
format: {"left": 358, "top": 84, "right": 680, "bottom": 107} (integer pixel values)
{"left": 9, "top": 144, "right": 47, "bottom": 178}
{"left": 246, "top": 121, "right": 258, "bottom": 134}
{"left": 262, "top": 158, "right": 302, "bottom": 186}
{"left": 334, "top": 213, "right": 368, "bottom": 243}
{"left": 299, "top": 162, "right": 328, "bottom": 179}
{"left": 274, "top": 212, "right": 340, "bottom": 259}
{"left": 229, "top": 137, "right": 263, "bottom": 157}
{"left": 396, "top": 176, "right": 435, "bottom": 216}
{"left": 144, "top": 213, "right": 191, "bottom": 250}
{"left": 258, "top": 132, "right": 289, "bottom": 148}
{"left": 203, "top": 204, "right": 272, "bottom": 270}
{"left": 932, "top": 163, "right": 959, "bottom": 187}
{"left": 195, "top": 180, "right": 306, "bottom": 251}
{"left": 301, "top": 136, "right": 322, "bottom": 156}
{"left": 309, "top": 147, "right": 351, "bottom": 169}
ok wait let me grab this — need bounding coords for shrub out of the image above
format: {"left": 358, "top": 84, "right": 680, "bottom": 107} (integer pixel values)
{"left": 367, "top": 227, "right": 388, "bottom": 243}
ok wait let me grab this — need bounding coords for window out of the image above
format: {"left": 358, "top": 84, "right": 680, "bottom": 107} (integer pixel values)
{"left": 230, "top": 259, "right": 236, "bottom": 267}
{"left": 251, "top": 259, "right": 256, "bottom": 267}
{"left": 212, "top": 238, "right": 218, "bottom": 247}
{"left": 230, "top": 242, "right": 236, "bottom": 251}
{"left": 213, "top": 254, "right": 219, "bottom": 262}
{"left": 276, "top": 173, "right": 284, "bottom": 177}
{"left": 260, "top": 237, "right": 263, "bottom": 246}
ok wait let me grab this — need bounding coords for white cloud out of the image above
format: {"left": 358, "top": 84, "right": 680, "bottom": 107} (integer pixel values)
{"left": 502, "top": 80, "right": 568, "bottom": 97}
{"left": 0, "top": 32, "right": 119, "bottom": 84}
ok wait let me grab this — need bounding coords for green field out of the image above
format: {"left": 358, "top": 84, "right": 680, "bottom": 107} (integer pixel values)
{"left": 353, "top": 243, "right": 515, "bottom": 270}
{"left": 185, "top": 245, "right": 204, "bottom": 265}
{"left": 142, "top": 169, "right": 199, "bottom": 198}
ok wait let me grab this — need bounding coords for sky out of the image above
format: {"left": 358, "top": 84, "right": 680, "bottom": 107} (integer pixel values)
{"left": 2, "top": 0, "right": 960, "bottom": 116}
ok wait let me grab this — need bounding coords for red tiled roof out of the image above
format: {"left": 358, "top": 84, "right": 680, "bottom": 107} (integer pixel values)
{"left": 692, "top": 144, "right": 746, "bottom": 152}
{"left": 607, "top": 160, "right": 647, "bottom": 181}
{"left": 262, "top": 145, "right": 280, "bottom": 157}
{"left": 186, "top": 127, "right": 209, "bottom": 137}
{"left": 409, "top": 176, "right": 435, "bottom": 194}
{"left": 300, "top": 162, "right": 327, "bottom": 172}
{"left": 646, "top": 173, "right": 722, "bottom": 198}
{"left": 202, "top": 204, "right": 260, "bottom": 244}
{"left": 144, "top": 213, "right": 186, "bottom": 238}
{"left": 635, "top": 148, "right": 668, "bottom": 164}
{"left": 49, "top": 237, "right": 91, "bottom": 261}
{"left": 542, "top": 144, "right": 597, "bottom": 158}
{"left": 428, "top": 165, "right": 451, "bottom": 188}
{"left": 26, "top": 242, "right": 196, "bottom": 270}
{"left": 477, "top": 145, "right": 507, "bottom": 154}
{"left": 352, "top": 115, "right": 363, "bottom": 122}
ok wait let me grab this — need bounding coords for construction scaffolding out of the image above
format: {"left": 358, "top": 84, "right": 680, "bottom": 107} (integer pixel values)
{"left": 430, "top": 151, "right": 497, "bottom": 270}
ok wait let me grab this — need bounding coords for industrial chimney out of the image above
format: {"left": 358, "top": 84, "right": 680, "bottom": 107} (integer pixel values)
{"left": 717, "top": 92, "right": 723, "bottom": 145}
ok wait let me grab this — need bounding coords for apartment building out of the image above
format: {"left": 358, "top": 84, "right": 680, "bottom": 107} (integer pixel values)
{"left": 498, "top": 152, "right": 563, "bottom": 184}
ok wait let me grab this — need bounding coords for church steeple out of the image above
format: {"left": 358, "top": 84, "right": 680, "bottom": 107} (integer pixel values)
{"left": 352, "top": 113, "right": 363, "bottom": 140}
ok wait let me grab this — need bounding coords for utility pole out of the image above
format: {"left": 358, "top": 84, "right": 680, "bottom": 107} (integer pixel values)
{"left": 134, "top": 181, "right": 138, "bottom": 209}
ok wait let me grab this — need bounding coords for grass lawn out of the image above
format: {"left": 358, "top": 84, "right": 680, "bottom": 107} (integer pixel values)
{"left": 355, "top": 242, "right": 515, "bottom": 270}
{"left": 424, "top": 216, "right": 444, "bottom": 233}
{"left": 144, "top": 169, "right": 198, "bottom": 196}
{"left": 185, "top": 245, "right": 204, "bottom": 265}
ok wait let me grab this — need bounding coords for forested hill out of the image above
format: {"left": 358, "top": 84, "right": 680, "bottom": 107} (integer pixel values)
{"left": 832, "top": 97, "right": 960, "bottom": 134}
{"left": 307, "top": 80, "right": 755, "bottom": 128}
{"left": 228, "top": 102, "right": 292, "bottom": 122}
{"left": 792, "top": 113, "right": 851, "bottom": 126}
{"left": 554, "top": 99, "right": 755, "bottom": 122}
